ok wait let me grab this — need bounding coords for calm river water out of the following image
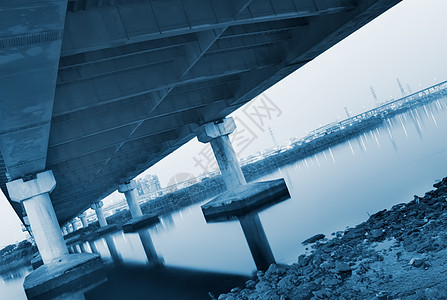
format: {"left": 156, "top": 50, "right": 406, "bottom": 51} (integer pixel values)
{"left": 2, "top": 97, "right": 446, "bottom": 299}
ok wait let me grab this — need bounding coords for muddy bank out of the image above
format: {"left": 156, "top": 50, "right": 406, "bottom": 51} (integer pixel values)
{"left": 218, "top": 177, "right": 447, "bottom": 300}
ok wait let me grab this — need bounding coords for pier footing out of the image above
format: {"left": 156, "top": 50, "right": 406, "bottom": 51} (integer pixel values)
{"left": 96, "top": 224, "right": 120, "bottom": 236}
{"left": 201, "top": 179, "right": 290, "bottom": 222}
{"left": 122, "top": 214, "right": 159, "bottom": 233}
{"left": 24, "top": 253, "right": 105, "bottom": 299}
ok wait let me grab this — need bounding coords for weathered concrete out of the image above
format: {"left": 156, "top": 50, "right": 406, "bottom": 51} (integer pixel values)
{"left": 31, "top": 255, "right": 44, "bottom": 270}
{"left": 96, "top": 224, "right": 120, "bottom": 236}
{"left": 71, "top": 220, "right": 78, "bottom": 232}
{"left": 201, "top": 179, "right": 290, "bottom": 222}
{"left": 62, "top": 226, "right": 68, "bottom": 236}
{"left": 6, "top": 170, "right": 68, "bottom": 264}
{"left": 122, "top": 214, "right": 160, "bottom": 233}
{"left": 118, "top": 180, "right": 143, "bottom": 218}
{"left": 0, "top": 0, "right": 402, "bottom": 227}
{"left": 24, "top": 253, "right": 104, "bottom": 300}
{"left": 239, "top": 213, "right": 275, "bottom": 270}
{"left": 78, "top": 212, "right": 89, "bottom": 228}
{"left": 91, "top": 201, "right": 107, "bottom": 228}
{"left": 197, "top": 118, "right": 246, "bottom": 189}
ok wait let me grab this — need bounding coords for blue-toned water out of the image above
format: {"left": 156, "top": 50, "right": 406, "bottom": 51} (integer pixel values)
{"left": 2, "top": 98, "right": 446, "bottom": 299}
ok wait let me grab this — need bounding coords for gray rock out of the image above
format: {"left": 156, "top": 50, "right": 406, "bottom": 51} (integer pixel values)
{"left": 323, "top": 278, "right": 341, "bottom": 286}
{"left": 312, "top": 289, "right": 331, "bottom": 299}
{"left": 409, "top": 257, "right": 427, "bottom": 268}
{"left": 303, "top": 234, "right": 325, "bottom": 245}
{"left": 298, "top": 254, "right": 311, "bottom": 267}
{"left": 335, "top": 261, "right": 351, "bottom": 273}
{"left": 376, "top": 291, "right": 389, "bottom": 300}
{"left": 245, "top": 280, "right": 256, "bottom": 289}
{"left": 265, "top": 264, "right": 286, "bottom": 277}
{"left": 371, "top": 229, "right": 383, "bottom": 238}
{"left": 320, "top": 261, "right": 334, "bottom": 270}
{"left": 277, "top": 274, "right": 296, "bottom": 291}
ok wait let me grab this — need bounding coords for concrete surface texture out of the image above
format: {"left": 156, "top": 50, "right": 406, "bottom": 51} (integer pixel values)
{"left": 0, "top": 0, "right": 401, "bottom": 224}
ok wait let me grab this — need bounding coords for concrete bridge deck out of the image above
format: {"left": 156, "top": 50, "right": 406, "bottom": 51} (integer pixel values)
{"left": 0, "top": 0, "right": 401, "bottom": 224}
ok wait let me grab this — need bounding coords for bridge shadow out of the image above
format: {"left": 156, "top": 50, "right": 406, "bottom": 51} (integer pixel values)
{"left": 84, "top": 264, "right": 249, "bottom": 300}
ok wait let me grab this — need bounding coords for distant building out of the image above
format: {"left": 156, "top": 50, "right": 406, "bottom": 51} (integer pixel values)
{"left": 136, "top": 175, "right": 162, "bottom": 195}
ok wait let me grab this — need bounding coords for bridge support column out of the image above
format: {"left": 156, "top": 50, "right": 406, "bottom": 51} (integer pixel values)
{"left": 91, "top": 201, "right": 107, "bottom": 227}
{"left": 70, "top": 220, "right": 78, "bottom": 232}
{"left": 62, "top": 226, "right": 68, "bottom": 236}
{"left": 6, "top": 171, "right": 68, "bottom": 264}
{"left": 78, "top": 212, "right": 89, "bottom": 228}
{"left": 118, "top": 180, "right": 143, "bottom": 218}
{"left": 197, "top": 117, "right": 246, "bottom": 189}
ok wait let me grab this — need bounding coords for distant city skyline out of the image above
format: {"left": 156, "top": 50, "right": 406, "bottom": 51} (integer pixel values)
{"left": 0, "top": 0, "right": 445, "bottom": 247}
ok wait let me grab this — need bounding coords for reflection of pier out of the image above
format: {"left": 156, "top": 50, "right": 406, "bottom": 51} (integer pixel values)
{"left": 104, "top": 236, "right": 121, "bottom": 265}
{"left": 239, "top": 213, "right": 275, "bottom": 270}
{"left": 137, "top": 229, "right": 163, "bottom": 268}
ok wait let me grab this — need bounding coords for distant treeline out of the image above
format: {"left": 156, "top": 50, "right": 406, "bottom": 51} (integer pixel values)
{"left": 0, "top": 240, "right": 36, "bottom": 274}
{"left": 100, "top": 94, "right": 445, "bottom": 227}
{"left": 102, "top": 117, "right": 383, "bottom": 227}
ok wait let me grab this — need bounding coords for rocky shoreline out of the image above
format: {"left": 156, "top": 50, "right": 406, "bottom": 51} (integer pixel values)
{"left": 217, "top": 177, "right": 447, "bottom": 300}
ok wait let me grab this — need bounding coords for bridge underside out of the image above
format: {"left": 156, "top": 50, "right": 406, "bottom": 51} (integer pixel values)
{"left": 0, "top": 0, "right": 400, "bottom": 224}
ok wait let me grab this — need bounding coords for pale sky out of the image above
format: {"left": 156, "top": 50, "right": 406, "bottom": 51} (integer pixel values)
{"left": 0, "top": 0, "right": 446, "bottom": 247}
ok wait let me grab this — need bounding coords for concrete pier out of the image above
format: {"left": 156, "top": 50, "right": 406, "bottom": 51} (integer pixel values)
{"left": 239, "top": 213, "right": 275, "bottom": 270}
{"left": 78, "top": 212, "right": 89, "bottom": 228}
{"left": 71, "top": 220, "right": 78, "bottom": 232}
{"left": 7, "top": 171, "right": 68, "bottom": 264}
{"left": 91, "top": 201, "right": 107, "bottom": 227}
{"left": 201, "top": 179, "right": 290, "bottom": 222}
{"left": 6, "top": 171, "right": 104, "bottom": 298}
{"left": 118, "top": 180, "right": 143, "bottom": 218}
{"left": 197, "top": 118, "right": 246, "bottom": 189}
{"left": 119, "top": 179, "right": 160, "bottom": 233}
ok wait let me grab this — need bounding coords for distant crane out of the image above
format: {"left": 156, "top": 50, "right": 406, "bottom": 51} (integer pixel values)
{"left": 268, "top": 127, "right": 279, "bottom": 148}
{"left": 397, "top": 78, "right": 406, "bottom": 97}
{"left": 407, "top": 84, "right": 412, "bottom": 94}
{"left": 344, "top": 107, "right": 351, "bottom": 118}
{"left": 370, "top": 85, "right": 380, "bottom": 107}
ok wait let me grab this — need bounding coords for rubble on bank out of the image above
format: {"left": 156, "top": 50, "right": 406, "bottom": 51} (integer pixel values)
{"left": 218, "top": 177, "right": 447, "bottom": 300}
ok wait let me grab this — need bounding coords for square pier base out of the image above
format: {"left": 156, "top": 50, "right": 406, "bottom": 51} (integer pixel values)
{"left": 24, "top": 253, "right": 105, "bottom": 299}
{"left": 96, "top": 224, "right": 120, "bottom": 236}
{"left": 122, "top": 214, "right": 160, "bottom": 233}
{"left": 201, "top": 179, "right": 290, "bottom": 222}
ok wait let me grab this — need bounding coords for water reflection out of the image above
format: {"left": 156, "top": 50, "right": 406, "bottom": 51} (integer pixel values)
{"left": 137, "top": 229, "right": 163, "bottom": 267}
{"left": 104, "top": 236, "right": 121, "bottom": 264}
{"left": 238, "top": 213, "right": 275, "bottom": 270}
{"left": 89, "top": 241, "right": 99, "bottom": 254}
{"left": 84, "top": 264, "right": 248, "bottom": 300}
{"left": 79, "top": 242, "right": 88, "bottom": 253}
{"left": 3, "top": 98, "right": 446, "bottom": 299}
{"left": 0, "top": 266, "right": 32, "bottom": 282}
